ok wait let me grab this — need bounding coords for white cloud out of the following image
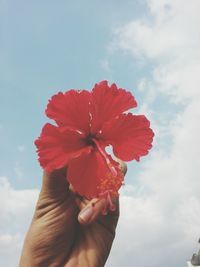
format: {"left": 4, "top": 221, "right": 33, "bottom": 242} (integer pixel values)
{"left": 116, "top": 0, "right": 200, "bottom": 63}
{"left": 0, "top": 177, "right": 39, "bottom": 267}
{"left": 107, "top": 0, "right": 200, "bottom": 266}
{"left": 107, "top": 192, "right": 200, "bottom": 267}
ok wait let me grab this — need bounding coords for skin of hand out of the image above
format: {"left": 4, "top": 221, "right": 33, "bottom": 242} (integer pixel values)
{"left": 19, "top": 161, "right": 127, "bottom": 267}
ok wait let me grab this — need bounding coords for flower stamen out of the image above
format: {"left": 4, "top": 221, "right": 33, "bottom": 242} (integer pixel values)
{"left": 92, "top": 138, "right": 117, "bottom": 177}
{"left": 99, "top": 190, "right": 116, "bottom": 212}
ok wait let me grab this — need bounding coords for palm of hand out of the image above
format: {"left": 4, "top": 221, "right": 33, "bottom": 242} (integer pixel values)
{"left": 20, "top": 169, "right": 119, "bottom": 267}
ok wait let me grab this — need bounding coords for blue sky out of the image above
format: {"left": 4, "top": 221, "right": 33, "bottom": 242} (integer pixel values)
{"left": 1, "top": 1, "right": 200, "bottom": 267}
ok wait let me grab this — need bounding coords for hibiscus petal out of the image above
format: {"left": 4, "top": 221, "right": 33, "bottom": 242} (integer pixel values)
{"left": 99, "top": 113, "right": 154, "bottom": 161}
{"left": 35, "top": 123, "right": 91, "bottom": 172}
{"left": 90, "top": 80, "right": 137, "bottom": 134}
{"left": 45, "top": 90, "right": 91, "bottom": 135}
{"left": 67, "top": 149, "right": 124, "bottom": 199}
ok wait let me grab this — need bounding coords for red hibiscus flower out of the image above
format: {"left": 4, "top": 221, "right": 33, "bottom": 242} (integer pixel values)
{"left": 35, "top": 81, "right": 154, "bottom": 210}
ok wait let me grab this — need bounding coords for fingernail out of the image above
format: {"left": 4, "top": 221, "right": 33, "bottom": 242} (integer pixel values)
{"left": 79, "top": 206, "right": 93, "bottom": 223}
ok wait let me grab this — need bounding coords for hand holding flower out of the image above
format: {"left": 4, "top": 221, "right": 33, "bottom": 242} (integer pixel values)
{"left": 19, "top": 162, "right": 126, "bottom": 267}
{"left": 20, "top": 81, "right": 154, "bottom": 267}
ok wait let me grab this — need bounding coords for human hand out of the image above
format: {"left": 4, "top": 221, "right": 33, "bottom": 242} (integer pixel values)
{"left": 19, "top": 161, "right": 127, "bottom": 267}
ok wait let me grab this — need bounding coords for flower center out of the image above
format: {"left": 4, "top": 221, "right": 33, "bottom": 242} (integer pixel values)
{"left": 85, "top": 134, "right": 96, "bottom": 146}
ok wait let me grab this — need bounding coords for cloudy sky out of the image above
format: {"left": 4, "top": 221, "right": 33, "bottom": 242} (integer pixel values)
{"left": 1, "top": 0, "right": 200, "bottom": 266}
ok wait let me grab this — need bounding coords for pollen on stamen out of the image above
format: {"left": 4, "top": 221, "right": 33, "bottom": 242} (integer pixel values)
{"left": 97, "top": 171, "right": 124, "bottom": 212}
